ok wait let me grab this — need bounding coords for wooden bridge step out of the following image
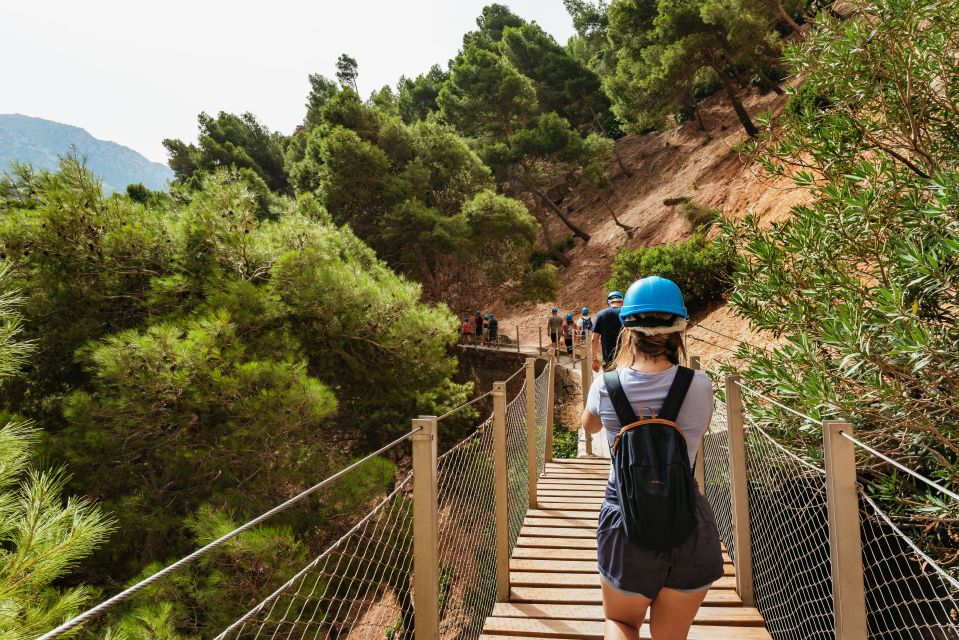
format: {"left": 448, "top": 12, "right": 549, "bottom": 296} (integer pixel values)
{"left": 510, "top": 572, "right": 737, "bottom": 589}
{"left": 531, "top": 502, "right": 603, "bottom": 510}
{"left": 491, "top": 603, "right": 766, "bottom": 626}
{"left": 516, "top": 536, "right": 597, "bottom": 549}
{"left": 527, "top": 509, "right": 602, "bottom": 519}
{"left": 510, "top": 559, "right": 735, "bottom": 575}
{"left": 512, "top": 547, "right": 597, "bottom": 560}
{"left": 524, "top": 516, "right": 598, "bottom": 528}
{"left": 480, "top": 618, "right": 772, "bottom": 639}
{"left": 535, "top": 502, "right": 600, "bottom": 512}
{"left": 537, "top": 490, "right": 607, "bottom": 498}
{"left": 508, "top": 587, "right": 744, "bottom": 606}
{"left": 538, "top": 479, "right": 607, "bottom": 487}
{"left": 521, "top": 526, "right": 596, "bottom": 538}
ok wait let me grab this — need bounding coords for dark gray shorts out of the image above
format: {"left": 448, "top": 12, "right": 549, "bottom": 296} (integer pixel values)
{"left": 596, "top": 492, "right": 724, "bottom": 599}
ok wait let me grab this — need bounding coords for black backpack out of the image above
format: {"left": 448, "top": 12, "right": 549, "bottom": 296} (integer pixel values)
{"left": 604, "top": 367, "right": 697, "bottom": 550}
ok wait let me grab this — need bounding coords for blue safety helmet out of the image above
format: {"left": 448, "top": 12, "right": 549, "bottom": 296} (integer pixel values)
{"left": 475, "top": 310, "right": 481, "bottom": 315}
{"left": 484, "top": 314, "right": 489, "bottom": 320}
{"left": 566, "top": 313, "right": 573, "bottom": 320}
{"left": 582, "top": 307, "right": 589, "bottom": 315}
{"left": 551, "top": 307, "right": 558, "bottom": 313}
{"left": 490, "top": 313, "right": 495, "bottom": 318}
{"left": 619, "top": 276, "right": 688, "bottom": 320}
{"left": 606, "top": 290, "right": 624, "bottom": 302}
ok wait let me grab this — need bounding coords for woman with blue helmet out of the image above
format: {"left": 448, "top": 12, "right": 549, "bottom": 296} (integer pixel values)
{"left": 581, "top": 277, "right": 723, "bottom": 639}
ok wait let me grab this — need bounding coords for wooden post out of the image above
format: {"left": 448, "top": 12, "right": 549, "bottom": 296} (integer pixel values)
{"left": 526, "top": 358, "right": 538, "bottom": 508}
{"left": 824, "top": 420, "right": 868, "bottom": 640}
{"left": 579, "top": 342, "right": 593, "bottom": 456}
{"left": 545, "top": 353, "right": 556, "bottom": 465}
{"left": 517, "top": 326, "right": 521, "bottom": 352}
{"left": 493, "top": 381, "right": 509, "bottom": 601}
{"left": 689, "top": 356, "right": 706, "bottom": 492}
{"left": 725, "top": 374, "right": 754, "bottom": 607}
{"left": 412, "top": 416, "right": 439, "bottom": 640}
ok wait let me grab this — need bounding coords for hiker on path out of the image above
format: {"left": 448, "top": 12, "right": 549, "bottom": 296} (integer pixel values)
{"left": 577, "top": 307, "right": 593, "bottom": 343}
{"left": 592, "top": 291, "right": 625, "bottom": 372}
{"left": 460, "top": 316, "right": 473, "bottom": 343}
{"left": 581, "top": 276, "right": 722, "bottom": 640}
{"left": 547, "top": 307, "right": 564, "bottom": 353}
{"left": 487, "top": 313, "right": 499, "bottom": 343}
{"left": 474, "top": 310, "right": 484, "bottom": 341}
{"left": 562, "top": 313, "right": 575, "bottom": 356}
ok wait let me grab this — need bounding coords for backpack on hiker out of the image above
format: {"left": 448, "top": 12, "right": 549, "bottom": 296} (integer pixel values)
{"left": 604, "top": 366, "right": 698, "bottom": 550}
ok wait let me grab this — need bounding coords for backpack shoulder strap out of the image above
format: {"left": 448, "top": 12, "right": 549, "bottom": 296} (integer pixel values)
{"left": 658, "top": 366, "right": 695, "bottom": 422}
{"left": 603, "top": 370, "right": 639, "bottom": 427}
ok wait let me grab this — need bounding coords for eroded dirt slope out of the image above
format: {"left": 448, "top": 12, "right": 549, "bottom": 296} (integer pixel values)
{"left": 494, "top": 84, "right": 804, "bottom": 369}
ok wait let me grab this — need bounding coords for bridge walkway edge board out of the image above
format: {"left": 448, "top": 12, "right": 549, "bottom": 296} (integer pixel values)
{"left": 479, "top": 457, "right": 772, "bottom": 640}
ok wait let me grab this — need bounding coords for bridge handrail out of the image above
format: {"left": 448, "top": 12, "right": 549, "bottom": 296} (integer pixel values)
{"left": 35, "top": 426, "right": 425, "bottom": 640}
{"left": 701, "top": 364, "right": 959, "bottom": 640}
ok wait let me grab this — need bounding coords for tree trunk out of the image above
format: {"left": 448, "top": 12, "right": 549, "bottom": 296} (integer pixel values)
{"left": 612, "top": 147, "right": 633, "bottom": 178}
{"left": 604, "top": 197, "right": 635, "bottom": 238}
{"left": 695, "top": 104, "right": 708, "bottom": 132}
{"left": 713, "top": 64, "right": 759, "bottom": 137}
{"left": 774, "top": 0, "right": 803, "bottom": 34}
{"left": 753, "top": 64, "right": 785, "bottom": 95}
{"left": 525, "top": 176, "right": 591, "bottom": 242}
{"left": 591, "top": 109, "right": 633, "bottom": 178}
{"left": 533, "top": 209, "right": 572, "bottom": 267}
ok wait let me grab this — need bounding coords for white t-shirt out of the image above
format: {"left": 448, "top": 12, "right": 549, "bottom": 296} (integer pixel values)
{"left": 586, "top": 365, "right": 713, "bottom": 468}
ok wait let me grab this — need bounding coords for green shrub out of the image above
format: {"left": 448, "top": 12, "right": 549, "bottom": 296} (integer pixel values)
{"left": 679, "top": 201, "right": 720, "bottom": 231}
{"left": 607, "top": 235, "right": 732, "bottom": 315}
{"left": 551, "top": 424, "right": 579, "bottom": 459}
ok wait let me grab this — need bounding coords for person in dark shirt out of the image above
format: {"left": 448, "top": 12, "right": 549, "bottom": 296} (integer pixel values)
{"left": 474, "top": 311, "right": 484, "bottom": 340}
{"left": 547, "top": 307, "right": 563, "bottom": 352}
{"left": 591, "top": 291, "right": 624, "bottom": 372}
{"left": 487, "top": 313, "right": 499, "bottom": 343}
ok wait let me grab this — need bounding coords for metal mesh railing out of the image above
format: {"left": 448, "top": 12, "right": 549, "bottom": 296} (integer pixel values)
{"left": 212, "top": 359, "right": 551, "bottom": 640}
{"left": 703, "top": 371, "right": 959, "bottom": 640}
{"left": 506, "top": 383, "right": 530, "bottom": 549}
{"left": 743, "top": 420, "right": 834, "bottom": 640}
{"left": 702, "top": 393, "right": 734, "bottom": 562}
{"left": 535, "top": 363, "right": 549, "bottom": 476}
{"left": 859, "top": 491, "right": 959, "bottom": 639}
{"left": 435, "top": 413, "right": 496, "bottom": 640}
{"left": 216, "top": 478, "right": 416, "bottom": 640}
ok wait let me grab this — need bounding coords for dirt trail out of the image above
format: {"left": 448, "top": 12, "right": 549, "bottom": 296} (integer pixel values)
{"left": 494, "top": 83, "right": 804, "bottom": 370}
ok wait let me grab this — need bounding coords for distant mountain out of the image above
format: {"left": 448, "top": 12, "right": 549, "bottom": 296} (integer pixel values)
{"left": 0, "top": 114, "right": 173, "bottom": 193}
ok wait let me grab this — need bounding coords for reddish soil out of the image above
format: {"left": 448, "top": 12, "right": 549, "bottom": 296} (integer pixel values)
{"left": 491, "top": 83, "right": 806, "bottom": 371}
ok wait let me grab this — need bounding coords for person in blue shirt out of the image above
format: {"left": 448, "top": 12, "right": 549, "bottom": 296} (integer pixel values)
{"left": 591, "top": 291, "right": 624, "bottom": 372}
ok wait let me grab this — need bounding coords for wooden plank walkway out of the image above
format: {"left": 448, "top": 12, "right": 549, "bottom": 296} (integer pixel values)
{"left": 480, "top": 458, "right": 772, "bottom": 640}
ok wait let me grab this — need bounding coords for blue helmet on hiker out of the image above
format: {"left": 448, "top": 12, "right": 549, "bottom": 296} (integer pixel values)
{"left": 551, "top": 307, "right": 558, "bottom": 313}
{"left": 582, "top": 307, "right": 589, "bottom": 314}
{"left": 484, "top": 314, "right": 489, "bottom": 320}
{"left": 566, "top": 313, "right": 573, "bottom": 320}
{"left": 619, "top": 276, "right": 689, "bottom": 330}
{"left": 490, "top": 313, "right": 495, "bottom": 318}
{"left": 606, "top": 291, "right": 624, "bottom": 303}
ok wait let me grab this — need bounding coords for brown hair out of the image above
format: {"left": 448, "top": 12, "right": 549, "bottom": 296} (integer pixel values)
{"left": 611, "top": 313, "right": 686, "bottom": 369}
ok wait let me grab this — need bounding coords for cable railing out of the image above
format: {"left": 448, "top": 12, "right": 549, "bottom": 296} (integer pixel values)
{"left": 35, "top": 355, "right": 557, "bottom": 640}
{"left": 35, "top": 427, "right": 426, "bottom": 640}
{"left": 700, "top": 369, "right": 959, "bottom": 640}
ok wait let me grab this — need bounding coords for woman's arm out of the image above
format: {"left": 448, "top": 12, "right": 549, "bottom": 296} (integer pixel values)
{"left": 581, "top": 406, "right": 603, "bottom": 435}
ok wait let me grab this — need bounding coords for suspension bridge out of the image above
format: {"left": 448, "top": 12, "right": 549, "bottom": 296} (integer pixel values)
{"left": 37, "top": 339, "right": 959, "bottom": 640}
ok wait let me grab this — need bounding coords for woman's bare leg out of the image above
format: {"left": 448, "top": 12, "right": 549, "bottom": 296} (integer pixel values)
{"left": 648, "top": 587, "right": 708, "bottom": 639}
{"left": 601, "top": 580, "right": 652, "bottom": 640}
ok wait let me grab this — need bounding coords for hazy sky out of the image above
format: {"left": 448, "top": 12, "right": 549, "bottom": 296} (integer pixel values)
{"left": 2, "top": 1, "right": 575, "bottom": 163}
